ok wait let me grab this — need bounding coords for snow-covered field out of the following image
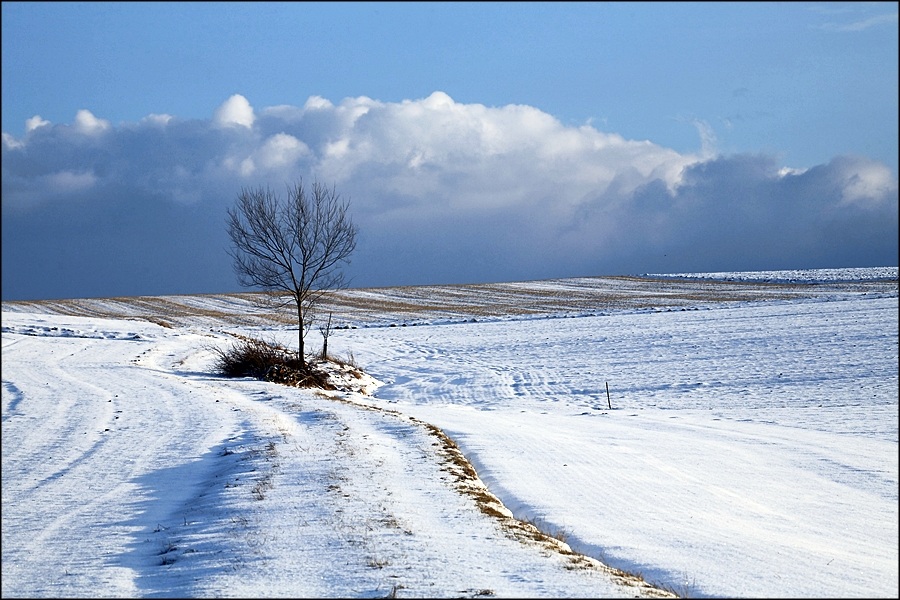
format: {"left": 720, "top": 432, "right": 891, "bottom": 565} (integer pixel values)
{"left": 2, "top": 268, "right": 897, "bottom": 598}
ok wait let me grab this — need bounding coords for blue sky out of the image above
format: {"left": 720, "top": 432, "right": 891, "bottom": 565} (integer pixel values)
{"left": 2, "top": 1, "right": 898, "bottom": 300}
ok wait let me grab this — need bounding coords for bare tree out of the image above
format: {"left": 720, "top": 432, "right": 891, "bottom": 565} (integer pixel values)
{"left": 318, "top": 311, "right": 333, "bottom": 360}
{"left": 226, "top": 179, "right": 357, "bottom": 367}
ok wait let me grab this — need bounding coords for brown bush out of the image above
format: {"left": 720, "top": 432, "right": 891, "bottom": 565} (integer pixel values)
{"left": 212, "top": 337, "right": 334, "bottom": 389}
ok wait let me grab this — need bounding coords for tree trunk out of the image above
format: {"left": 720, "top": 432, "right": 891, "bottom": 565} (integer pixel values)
{"left": 296, "top": 300, "right": 305, "bottom": 367}
{"left": 321, "top": 311, "right": 332, "bottom": 359}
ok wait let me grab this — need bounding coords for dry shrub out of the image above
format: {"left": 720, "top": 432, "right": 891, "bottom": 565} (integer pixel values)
{"left": 212, "top": 337, "right": 334, "bottom": 389}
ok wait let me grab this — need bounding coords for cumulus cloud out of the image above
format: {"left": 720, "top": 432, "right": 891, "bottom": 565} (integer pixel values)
{"left": 2, "top": 91, "right": 897, "bottom": 300}
{"left": 213, "top": 94, "right": 255, "bottom": 128}
{"left": 238, "top": 133, "right": 311, "bottom": 176}
{"left": 141, "top": 113, "right": 173, "bottom": 126}
{"left": 25, "top": 115, "right": 50, "bottom": 132}
{"left": 73, "top": 109, "right": 110, "bottom": 134}
{"left": 2, "top": 133, "right": 23, "bottom": 150}
{"left": 832, "top": 156, "right": 897, "bottom": 207}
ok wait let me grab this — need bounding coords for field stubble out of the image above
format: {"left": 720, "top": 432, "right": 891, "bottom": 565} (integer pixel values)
{"left": 5, "top": 275, "right": 894, "bottom": 328}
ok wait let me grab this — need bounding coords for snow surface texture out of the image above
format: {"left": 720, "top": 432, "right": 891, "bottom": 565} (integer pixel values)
{"left": 2, "top": 268, "right": 897, "bottom": 598}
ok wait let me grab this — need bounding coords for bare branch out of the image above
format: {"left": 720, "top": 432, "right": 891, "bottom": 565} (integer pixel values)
{"left": 226, "top": 179, "right": 357, "bottom": 366}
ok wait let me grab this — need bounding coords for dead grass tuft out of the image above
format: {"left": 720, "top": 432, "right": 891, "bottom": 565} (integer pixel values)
{"left": 211, "top": 336, "right": 335, "bottom": 390}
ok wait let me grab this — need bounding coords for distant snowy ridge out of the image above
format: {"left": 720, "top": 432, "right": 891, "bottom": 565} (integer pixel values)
{"left": 3, "top": 267, "right": 897, "bottom": 330}
{"left": 643, "top": 266, "right": 898, "bottom": 284}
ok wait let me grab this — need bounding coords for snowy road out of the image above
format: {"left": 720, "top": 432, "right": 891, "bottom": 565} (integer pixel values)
{"left": 2, "top": 315, "right": 666, "bottom": 598}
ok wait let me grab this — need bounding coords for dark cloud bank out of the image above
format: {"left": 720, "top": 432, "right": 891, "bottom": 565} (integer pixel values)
{"left": 3, "top": 93, "right": 897, "bottom": 301}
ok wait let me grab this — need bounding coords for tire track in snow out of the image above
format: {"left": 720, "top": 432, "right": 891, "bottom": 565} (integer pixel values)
{"left": 123, "top": 339, "right": 675, "bottom": 597}
{"left": 1, "top": 378, "right": 26, "bottom": 419}
{"left": 1, "top": 329, "right": 244, "bottom": 597}
{"left": 311, "top": 392, "right": 676, "bottom": 598}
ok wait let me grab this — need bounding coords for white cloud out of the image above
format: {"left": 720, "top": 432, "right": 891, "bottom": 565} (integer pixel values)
{"left": 836, "top": 156, "right": 898, "bottom": 207}
{"left": 223, "top": 132, "right": 311, "bottom": 177}
{"left": 323, "top": 137, "right": 351, "bottom": 160}
{"left": 778, "top": 166, "right": 807, "bottom": 177}
{"left": 141, "top": 113, "right": 173, "bottom": 126}
{"left": 256, "top": 133, "right": 310, "bottom": 170}
{"left": 213, "top": 94, "right": 255, "bottom": 128}
{"left": 306, "top": 92, "right": 696, "bottom": 209}
{"left": 2, "top": 92, "right": 896, "bottom": 299}
{"left": 25, "top": 115, "right": 50, "bottom": 132}
{"left": 303, "top": 95, "right": 333, "bottom": 111}
{"left": 238, "top": 157, "right": 255, "bottom": 177}
{"left": 73, "top": 109, "right": 110, "bottom": 135}
{"left": 691, "top": 119, "right": 717, "bottom": 160}
{"left": 2, "top": 132, "right": 23, "bottom": 149}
